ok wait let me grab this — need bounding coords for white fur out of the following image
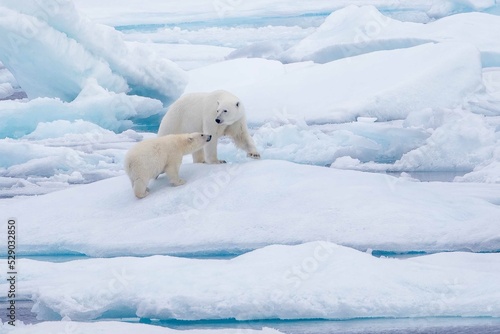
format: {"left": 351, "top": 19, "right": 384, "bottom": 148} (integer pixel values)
{"left": 157, "top": 90, "right": 260, "bottom": 164}
{"left": 125, "top": 132, "right": 211, "bottom": 198}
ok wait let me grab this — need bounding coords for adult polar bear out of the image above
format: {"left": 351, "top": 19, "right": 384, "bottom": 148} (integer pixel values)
{"left": 158, "top": 90, "right": 260, "bottom": 164}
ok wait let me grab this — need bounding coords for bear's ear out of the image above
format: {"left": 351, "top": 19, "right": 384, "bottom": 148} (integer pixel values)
{"left": 236, "top": 102, "right": 240, "bottom": 107}
{"left": 188, "top": 137, "right": 194, "bottom": 142}
{"left": 217, "top": 100, "right": 220, "bottom": 106}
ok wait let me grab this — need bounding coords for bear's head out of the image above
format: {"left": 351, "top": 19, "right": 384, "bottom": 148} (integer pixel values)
{"left": 185, "top": 132, "right": 212, "bottom": 153}
{"left": 215, "top": 97, "right": 243, "bottom": 126}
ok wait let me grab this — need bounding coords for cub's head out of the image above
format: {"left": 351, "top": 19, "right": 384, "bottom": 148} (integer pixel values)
{"left": 186, "top": 132, "right": 212, "bottom": 152}
{"left": 215, "top": 96, "right": 244, "bottom": 126}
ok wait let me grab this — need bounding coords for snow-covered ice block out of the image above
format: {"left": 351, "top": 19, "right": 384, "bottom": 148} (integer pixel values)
{"left": 0, "top": 7, "right": 126, "bottom": 101}
{"left": 1, "top": 160, "right": 499, "bottom": 257}
{"left": 188, "top": 43, "right": 482, "bottom": 124}
{"left": 0, "top": 0, "right": 187, "bottom": 102}
{"left": 1, "top": 321, "right": 282, "bottom": 334}
{"left": 0, "top": 80, "right": 162, "bottom": 138}
{"left": 2, "top": 242, "right": 500, "bottom": 321}
{"left": 283, "top": 5, "right": 500, "bottom": 66}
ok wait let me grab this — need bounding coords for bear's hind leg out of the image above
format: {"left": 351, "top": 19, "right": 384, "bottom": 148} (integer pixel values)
{"left": 133, "top": 179, "right": 149, "bottom": 198}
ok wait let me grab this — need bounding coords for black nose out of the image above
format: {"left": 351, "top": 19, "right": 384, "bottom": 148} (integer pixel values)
{"left": 207, "top": 135, "right": 212, "bottom": 142}
{"left": 215, "top": 119, "right": 221, "bottom": 124}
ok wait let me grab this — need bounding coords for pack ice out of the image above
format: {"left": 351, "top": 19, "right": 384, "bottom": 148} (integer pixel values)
{"left": 1, "top": 242, "right": 499, "bottom": 321}
{"left": 1, "top": 0, "right": 500, "bottom": 330}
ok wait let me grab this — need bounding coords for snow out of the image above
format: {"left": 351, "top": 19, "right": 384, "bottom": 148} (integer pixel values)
{"left": 1, "top": 160, "right": 499, "bottom": 257}
{"left": 1, "top": 242, "right": 499, "bottom": 321}
{"left": 283, "top": 6, "right": 500, "bottom": 66}
{"left": 1, "top": 321, "right": 282, "bottom": 334}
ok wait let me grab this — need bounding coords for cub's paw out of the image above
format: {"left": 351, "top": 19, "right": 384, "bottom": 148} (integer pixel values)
{"left": 172, "top": 179, "right": 186, "bottom": 186}
{"left": 247, "top": 152, "right": 261, "bottom": 159}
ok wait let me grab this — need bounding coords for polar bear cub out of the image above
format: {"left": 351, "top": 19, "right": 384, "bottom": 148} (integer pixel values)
{"left": 125, "top": 132, "right": 212, "bottom": 198}
{"left": 157, "top": 90, "right": 260, "bottom": 164}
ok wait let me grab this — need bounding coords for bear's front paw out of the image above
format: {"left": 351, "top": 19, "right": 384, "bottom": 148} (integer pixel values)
{"left": 172, "top": 179, "right": 186, "bottom": 186}
{"left": 205, "top": 159, "right": 226, "bottom": 164}
{"left": 247, "top": 152, "right": 261, "bottom": 159}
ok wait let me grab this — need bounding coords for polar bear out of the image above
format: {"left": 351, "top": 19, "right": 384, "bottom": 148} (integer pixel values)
{"left": 157, "top": 90, "right": 260, "bottom": 164}
{"left": 125, "top": 132, "right": 212, "bottom": 198}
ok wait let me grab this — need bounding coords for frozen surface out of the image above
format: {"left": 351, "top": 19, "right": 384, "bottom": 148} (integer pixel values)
{"left": 1, "top": 242, "right": 499, "bottom": 321}
{"left": 0, "top": 0, "right": 187, "bottom": 102}
{"left": 0, "top": 321, "right": 281, "bottom": 334}
{"left": 1, "top": 160, "right": 499, "bottom": 257}
{"left": 283, "top": 6, "right": 500, "bottom": 66}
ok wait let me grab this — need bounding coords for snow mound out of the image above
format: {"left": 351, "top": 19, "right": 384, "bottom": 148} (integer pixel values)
{"left": 2, "top": 242, "right": 500, "bottom": 321}
{"left": 282, "top": 5, "right": 500, "bottom": 66}
{"left": 1, "top": 160, "right": 499, "bottom": 257}
{"left": 0, "top": 0, "right": 187, "bottom": 102}
{"left": 456, "top": 146, "right": 500, "bottom": 183}
{"left": 188, "top": 43, "right": 482, "bottom": 124}
{"left": 396, "top": 112, "right": 496, "bottom": 171}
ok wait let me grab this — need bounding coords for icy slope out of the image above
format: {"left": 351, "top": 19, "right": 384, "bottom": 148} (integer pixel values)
{"left": 0, "top": 0, "right": 186, "bottom": 102}
{"left": 283, "top": 6, "right": 500, "bottom": 66}
{"left": 2, "top": 242, "right": 499, "bottom": 321}
{"left": 187, "top": 43, "right": 482, "bottom": 124}
{"left": 1, "top": 160, "right": 499, "bottom": 257}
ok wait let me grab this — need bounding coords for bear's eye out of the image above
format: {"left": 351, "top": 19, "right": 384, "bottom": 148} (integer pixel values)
{"left": 236, "top": 102, "right": 239, "bottom": 107}
{"left": 223, "top": 110, "right": 228, "bottom": 113}
{"left": 201, "top": 134, "right": 204, "bottom": 137}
